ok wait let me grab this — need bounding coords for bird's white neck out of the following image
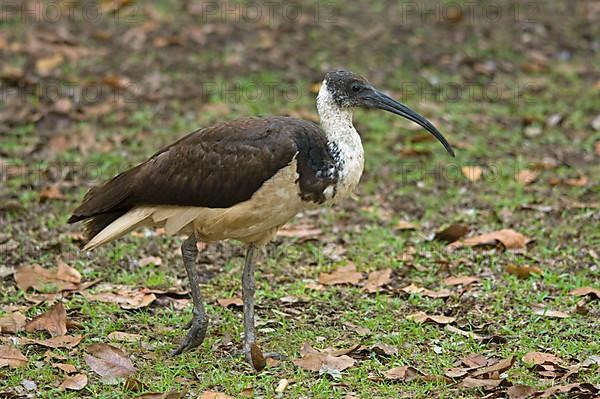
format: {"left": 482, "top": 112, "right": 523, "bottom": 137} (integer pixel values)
{"left": 316, "top": 81, "right": 365, "bottom": 199}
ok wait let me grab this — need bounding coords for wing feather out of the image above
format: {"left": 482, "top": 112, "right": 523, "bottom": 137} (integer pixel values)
{"left": 68, "top": 116, "right": 337, "bottom": 245}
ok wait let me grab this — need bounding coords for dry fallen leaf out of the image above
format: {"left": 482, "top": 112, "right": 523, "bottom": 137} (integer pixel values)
{"left": 52, "top": 362, "right": 77, "bottom": 374}
{"left": 19, "top": 335, "right": 83, "bottom": 349}
{"left": 139, "top": 256, "right": 162, "bottom": 267}
{"left": 462, "top": 166, "right": 483, "bottom": 182}
{"left": 101, "top": 74, "right": 134, "bottom": 90}
{"left": 505, "top": 264, "right": 542, "bottom": 278}
{"left": 294, "top": 352, "right": 356, "bottom": 372}
{"left": 362, "top": 268, "right": 392, "bottom": 293}
{"left": 39, "top": 184, "right": 66, "bottom": 201}
{"left": 0, "top": 345, "right": 28, "bottom": 368}
{"left": 564, "top": 176, "right": 588, "bottom": 187}
{"left": 82, "top": 287, "right": 156, "bottom": 310}
{"left": 443, "top": 276, "right": 480, "bottom": 286}
{"left": 459, "top": 353, "right": 489, "bottom": 369}
{"left": 275, "top": 379, "right": 288, "bottom": 393}
{"left": 507, "top": 385, "right": 536, "bottom": 399}
{"left": 304, "top": 282, "right": 325, "bottom": 291}
{"left": 447, "top": 229, "right": 531, "bottom": 251}
{"left": 343, "top": 322, "right": 371, "bottom": 336}
{"left": 293, "top": 343, "right": 356, "bottom": 372}
{"left": 250, "top": 343, "right": 266, "bottom": 372}
{"left": 549, "top": 175, "right": 589, "bottom": 187}
{"left": 434, "top": 224, "right": 469, "bottom": 243}
{"left": 199, "top": 391, "right": 234, "bottom": 399}
{"left": 539, "top": 383, "right": 598, "bottom": 397}
{"left": 460, "top": 377, "right": 502, "bottom": 388}
{"left": 470, "top": 356, "right": 515, "bottom": 378}
{"left": 84, "top": 343, "right": 136, "bottom": 382}
{"left": 25, "top": 302, "right": 67, "bottom": 337}
{"left": 369, "top": 343, "right": 399, "bottom": 356}
{"left": 53, "top": 98, "right": 73, "bottom": 114}
{"left": 0, "top": 312, "right": 27, "bottom": 333}
{"left": 569, "top": 286, "right": 600, "bottom": 300}
{"left": 134, "top": 390, "right": 182, "bottom": 399}
{"left": 124, "top": 377, "right": 147, "bottom": 392}
{"left": 217, "top": 297, "right": 243, "bottom": 308}
{"left": 532, "top": 304, "right": 569, "bottom": 319}
{"left": 325, "top": 343, "right": 361, "bottom": 357}
{"left": 401, "top": 284, "right": 452, "bottom": 298}
{"left": 36, "top": 53, "right": 64, "bottom": 76}
{"left": 444, "top": 367, "right": 468, "bottom": 378}
{"left": 401, "top": 283, "right": 423, "bottom": 294}
{"left": 318, "top": 263, "right": 363, "bottom": 286}
{"left": 14, "top": 261, "right": 82, "bottom": 292}
{"left": 406, "top": 311, "right": 455, "bottom": 325}
{"left": 517, "top": 169, "right": 538, "bottom": 185}
{"left": 59, "top": 374, "right": 88, "bottom": 391}
{"left": 383, "top": 365, "right": 421, "bottom": 381}
{"left": 423, "top": 288, "right": 453, "bottom": 298}
{"left": 445, "top": 325, "right": 484, "bottom": 341}
{"left": 83, "top": 101, "right": 117, "bottom": 118}
{"left": 522, "top": 351, "right": 563, "bottom": 366}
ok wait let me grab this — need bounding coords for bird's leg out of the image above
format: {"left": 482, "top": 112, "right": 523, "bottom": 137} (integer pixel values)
{"left": 232, "top": 244, "right": 286, "bottom": 367}
{"left": 171, "top": 235, "right": 209, "bottom": 356}
{"left": 242, "top": 244, "right": 256, "bottom": 365}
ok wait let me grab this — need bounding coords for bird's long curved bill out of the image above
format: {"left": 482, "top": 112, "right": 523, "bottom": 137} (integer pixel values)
{"left": 373, "top": 90, "right": 455, "bottom": 157}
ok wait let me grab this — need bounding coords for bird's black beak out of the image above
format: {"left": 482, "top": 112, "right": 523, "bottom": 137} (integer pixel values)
{"left": 364, "top": 89, "right": 455, "bottom": 157}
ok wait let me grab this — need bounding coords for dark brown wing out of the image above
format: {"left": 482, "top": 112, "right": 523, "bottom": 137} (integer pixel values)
{"left": 68, "top": 116, "right": 338, "bottom": 238}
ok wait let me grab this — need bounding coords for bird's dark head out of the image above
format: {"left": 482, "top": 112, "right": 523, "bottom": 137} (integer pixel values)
{"left": 319, "top": 70, "right": 455, "bottom": 157}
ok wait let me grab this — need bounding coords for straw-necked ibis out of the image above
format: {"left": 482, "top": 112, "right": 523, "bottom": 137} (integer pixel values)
{"left": 68, "top": 70, "right": 454, "bottom": 367}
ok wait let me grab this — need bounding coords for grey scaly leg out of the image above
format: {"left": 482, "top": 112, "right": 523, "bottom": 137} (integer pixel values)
{"left": 171, "top": 235, "right": 209, "bottom": 356}
{"left": 242, "top": 244, "right": 257, "bottom": 365}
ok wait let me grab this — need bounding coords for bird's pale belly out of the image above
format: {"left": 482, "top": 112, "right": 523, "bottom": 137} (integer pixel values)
{"left": 190, "top": 162, "right": 307, "bottom": 244}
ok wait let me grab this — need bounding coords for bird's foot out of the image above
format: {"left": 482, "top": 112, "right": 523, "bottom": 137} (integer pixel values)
{"left": 170, "top": 314, "right": 209, "bottom": 356}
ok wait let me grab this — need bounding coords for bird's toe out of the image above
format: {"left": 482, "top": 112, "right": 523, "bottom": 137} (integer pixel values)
{"left": 170, "top": 316, "right": 209, "bottom": 356}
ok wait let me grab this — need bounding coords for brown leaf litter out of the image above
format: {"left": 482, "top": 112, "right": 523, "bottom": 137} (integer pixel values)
{"left": 443, "top": 276, "right": 480, "bottom": 286}
{"left": 84, "top": 343, "right": 136, "bottom": 382}
{"left": 293, "top": 343, "right": 356, "bottom": 373}
{"left": 81, "top": 286, "right": 156, "bottom": 310}
{"left": 25, "top": 302, "right": 67, "bottom": 337}
{"left": 0, "top": 345, "right": 28, "bottom": 368}
{"left": 505, "top": 264, "right": 543, "bottom": 278}
{"left": 0, "top": 311, "right": 27, "bottom": 333}
{"left": 406, "top": 311, "right": 456, "bottom": 325}
{"left": 14, "top": 260, "right": 81, "bottom": 292}
{"left": 318, "top": 263, "right": 363, "bottom": 286}
{"left": 401, "top": 283, "right": 452, "bottom": 298}
{"left": 569, "top": 286, "right": 600, "bottom": 300}
{"left": 434, "top": 224, "right": 469, "bottom": 243}
{"left": 447, "top": 229, "right": 531, "bottom": 251}
{"left": 216, "top": 296, "right": 243, "bottom": 308}
{"left": 58, "top": 374, "right": 88, "bottom": 391}
{"left": 362, "top": 268, "right": 392, "bottom": 293}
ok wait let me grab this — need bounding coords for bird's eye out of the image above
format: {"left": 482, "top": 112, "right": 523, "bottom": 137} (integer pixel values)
{"left": 351, "top": 83, "right": 361, "bottom": 93}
